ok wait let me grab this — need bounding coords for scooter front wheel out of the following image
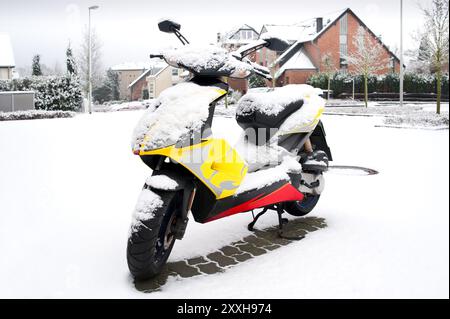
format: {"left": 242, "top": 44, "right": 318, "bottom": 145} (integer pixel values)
{"left": 127, "top": 189, "right": 182, "bottom": 281}
{"left": 285, "top": 194, "right": 321, "bottom": 217}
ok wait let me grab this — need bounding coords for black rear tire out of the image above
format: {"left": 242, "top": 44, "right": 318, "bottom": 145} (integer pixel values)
{"left": 127, "top": 189, "right": 182, "bottom": 281}
{"left": 285, "top": 194, "right": 321, "bottom": 217}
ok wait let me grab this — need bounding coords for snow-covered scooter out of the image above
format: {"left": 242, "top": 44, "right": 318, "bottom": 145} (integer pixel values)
{"left": 128, "top": 20, "right": 332, "bottom": 280}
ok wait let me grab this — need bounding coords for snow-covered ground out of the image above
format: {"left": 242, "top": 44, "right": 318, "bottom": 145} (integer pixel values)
{"left": 0, "top": 110, "right": 448, "bottom": 298}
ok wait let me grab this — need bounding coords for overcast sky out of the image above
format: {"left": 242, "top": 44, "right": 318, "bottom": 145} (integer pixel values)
{"left": 0, "top": 0, "right": 431, "bottom": 70}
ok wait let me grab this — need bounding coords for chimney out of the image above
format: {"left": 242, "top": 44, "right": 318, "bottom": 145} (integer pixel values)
{"left": 316, "top": 17, "right": 323, "bottom": 33}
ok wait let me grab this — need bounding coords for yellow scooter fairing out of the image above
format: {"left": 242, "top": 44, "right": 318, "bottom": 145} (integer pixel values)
{"left": 139, "top": 138, "right": 248, "bottom": 200}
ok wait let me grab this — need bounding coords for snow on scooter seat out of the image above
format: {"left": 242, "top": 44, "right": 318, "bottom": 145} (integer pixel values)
{"left": 237, "top": 84, "right": 325, "bottom": 136}
{"left": 131, "top": 82, "right": 224, "bottom": 152}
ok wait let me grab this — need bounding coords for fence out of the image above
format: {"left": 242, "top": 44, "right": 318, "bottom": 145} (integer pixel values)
{"left": 0, "top": 91, "right": 35, "bottom": 112}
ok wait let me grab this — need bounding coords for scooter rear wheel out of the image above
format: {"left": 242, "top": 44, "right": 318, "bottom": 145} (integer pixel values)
{"left": 127, "top": 189, "right": 182, "bottom": 281}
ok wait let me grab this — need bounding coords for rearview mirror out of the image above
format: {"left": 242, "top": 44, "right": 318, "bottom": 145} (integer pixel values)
{"left": 263, "top": 36, "right": 290, "bottom": 52}
{"left": 158, "top": 19, "right": 181, "bottom": 33}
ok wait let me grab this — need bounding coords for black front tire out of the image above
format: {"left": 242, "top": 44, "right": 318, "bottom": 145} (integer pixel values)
{"left": 285, "top": 194, "right": 321, "bottom": 217}
{"left": 127, "top": 189, "right": 182, "bottom": 281}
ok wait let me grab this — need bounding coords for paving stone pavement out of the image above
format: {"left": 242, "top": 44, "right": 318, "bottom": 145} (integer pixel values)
{"left": 134, "top": 216, "right": 327, "bottom": 293}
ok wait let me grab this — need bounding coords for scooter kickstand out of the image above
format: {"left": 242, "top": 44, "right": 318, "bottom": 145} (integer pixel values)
{"left": 277, "top": 207, "right": 305, "bottom": 241}
{"left": 248, "top": 208, "right": 269, "bottom": 231}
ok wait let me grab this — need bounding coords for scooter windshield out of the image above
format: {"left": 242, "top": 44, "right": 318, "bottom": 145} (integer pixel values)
{"left": 132, "top": 82, "right": 226, "bottom": 153}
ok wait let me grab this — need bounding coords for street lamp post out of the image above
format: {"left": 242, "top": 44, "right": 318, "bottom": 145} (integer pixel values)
{"left": 352, "top": 77, "right": 355, "bottom": 100}
{"left": 399, "top": 0, "right": 404, "bottom": 107}
{"left": 88, "top": 5, "right": 99, "bottom": 114}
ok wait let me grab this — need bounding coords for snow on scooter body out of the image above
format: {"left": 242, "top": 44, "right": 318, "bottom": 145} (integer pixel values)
{"left": 127, "top": 19, "right": 332, "bottom": 281}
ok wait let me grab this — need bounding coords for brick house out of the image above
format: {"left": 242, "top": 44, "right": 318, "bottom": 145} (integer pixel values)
{"left": 218, "top": 24, "right": 260, "bottom": 93}
{"left": 128, "top": 65, "right": 187, "bottom": 101}
{"left": 256, "top": 8, "right": 401, "bottom": 86}
{"left": 111, "top": 63, "right": 149, "bottom": 100}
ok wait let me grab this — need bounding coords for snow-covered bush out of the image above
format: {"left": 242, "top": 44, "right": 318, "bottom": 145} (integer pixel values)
{"left": 0, "top": 110, "right": 76, "bottom": 121}
{"left": 384, "top": 112, "right": 449, "bottom": 128}
{"left": 0, "top": 75, "right": 83, "bottom": 111}
{"left": 0, "top": 80, "right": 12, "bottom": 91}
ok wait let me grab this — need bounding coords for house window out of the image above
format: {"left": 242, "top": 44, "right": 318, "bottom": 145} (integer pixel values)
{"left": 149, "top": 83, "right": 155, "bottom": 94}
{"left": 389, "top": 58, "right": 395, "bottom": 72}
{"left": 172, "top": 68, "right": 179, "bottom": 76}
{"left": 339, "top": 13, "right": 348, "bottom": 70}
{"left": 239, "top": 30, "right": 254, "bottom": 40}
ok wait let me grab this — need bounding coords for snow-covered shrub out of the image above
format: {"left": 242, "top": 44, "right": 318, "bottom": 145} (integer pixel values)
{"left": 0, "top": 110, "right": 76, "bottom": 121}
{"left": 249, "top": 75, "right": 267, "bottom": 88}
{"left": 0, "top": 76, "right": 83, "bottom": 111}
{"left": 0, "top": 80, "right": 12, "bottom": 91}
{"left": 378, "top": 73, "right": 400, "bottom": 92}
{"left": 384, "top": 112, "right": 449, "bottom": 127}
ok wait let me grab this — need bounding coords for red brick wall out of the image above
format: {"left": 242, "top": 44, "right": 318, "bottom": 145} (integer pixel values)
{"left": 346, "top": 13, "right": 400, "bottom": 74}
{"left": 130, "top": 77, "right": 148, "bottom": 101}
{"left": 305, "top": 21, "right": 341, "bottom": 71}
{"left": 278, "top": 70, "right": 317, "bottom": 85}
{"left": 228, "top": 78, "right": 249, "bottom": 94}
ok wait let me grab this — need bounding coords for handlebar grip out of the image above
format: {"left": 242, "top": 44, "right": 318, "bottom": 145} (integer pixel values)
{"left": 150, "top": 54, "right": 164, "bottom": 59}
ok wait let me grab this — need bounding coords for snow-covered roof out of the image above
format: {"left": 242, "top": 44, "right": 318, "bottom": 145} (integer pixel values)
{"left": 260, "top": 25, "right": 309, "bottom": 44}
{"left": 0, "top": 33, "right": 15, "bottom": 67}
{"left": 128, "top": 65, "right": 169, "bottom": 88}
{"left": 274, "top": 48, "right": 316, "bottom": 79}
{"left": 260, "top": 9, "right": 347, "bottom": 44}
{"left": 272, "top": 8, "right": 402, "bottom": 69}
{"left": 220, "top": 24, "right": 259, "bottom": 44}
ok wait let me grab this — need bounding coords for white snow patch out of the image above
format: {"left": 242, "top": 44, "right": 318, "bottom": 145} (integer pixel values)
{"left": 146, "top": 175, "right": 179, "bottom": 191}
{"left": 130, "top": 188, "right": 164, "bottom": 233}
{"left": 235, "top": 137, "right": 292, "bottom": 172}
{"left": 236, "top": 156, "right": 302, "bottom": 194}
{"left": 104, "top": 100, "right": 154, "bottom": 112}
{"left": 0, "top": 110, "right": 448, "bottom": 298}
{"left": 131, "top": 82, "right": 224, "bottom": 152}
{"left": 237, "top": 84, "right": 323, "bottom": 116}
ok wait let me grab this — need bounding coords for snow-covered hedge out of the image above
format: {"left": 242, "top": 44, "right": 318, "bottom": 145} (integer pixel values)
{"left": 0, "top": 76, "right": 83, "bottom": 111}
{"left": 0, "top": 110, "right": 76, "bottom": 121}
{"left": 307, "top": 72, "right": 449, "bottom": 97}
{"left": 383, "top": 112, "right": 449, "bottom": 128}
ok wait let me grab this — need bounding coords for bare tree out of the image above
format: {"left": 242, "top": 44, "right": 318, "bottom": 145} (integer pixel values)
{"left": 419, "top": 0, "right": 449, "bottom": 114}
{"left": 321, "top": 53, "right": 338, "bottom": 100}
{"left": 78, "top": 27, "right": 103, "bottom": 96}
{"left": 343, "top": 26, "right": 390, "bottom": 107}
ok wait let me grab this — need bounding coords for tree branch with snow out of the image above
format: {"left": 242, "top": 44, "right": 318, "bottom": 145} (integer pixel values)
{"left": 419, "top": 0, "right": 449, "bottom": 114}
{"left": 343, "top": 26, "right": 390, "bottom": 107}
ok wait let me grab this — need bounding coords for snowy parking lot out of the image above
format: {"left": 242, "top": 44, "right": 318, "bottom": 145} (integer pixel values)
{"left": 0, "top": 110, "right": 448, "bottom": 298}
